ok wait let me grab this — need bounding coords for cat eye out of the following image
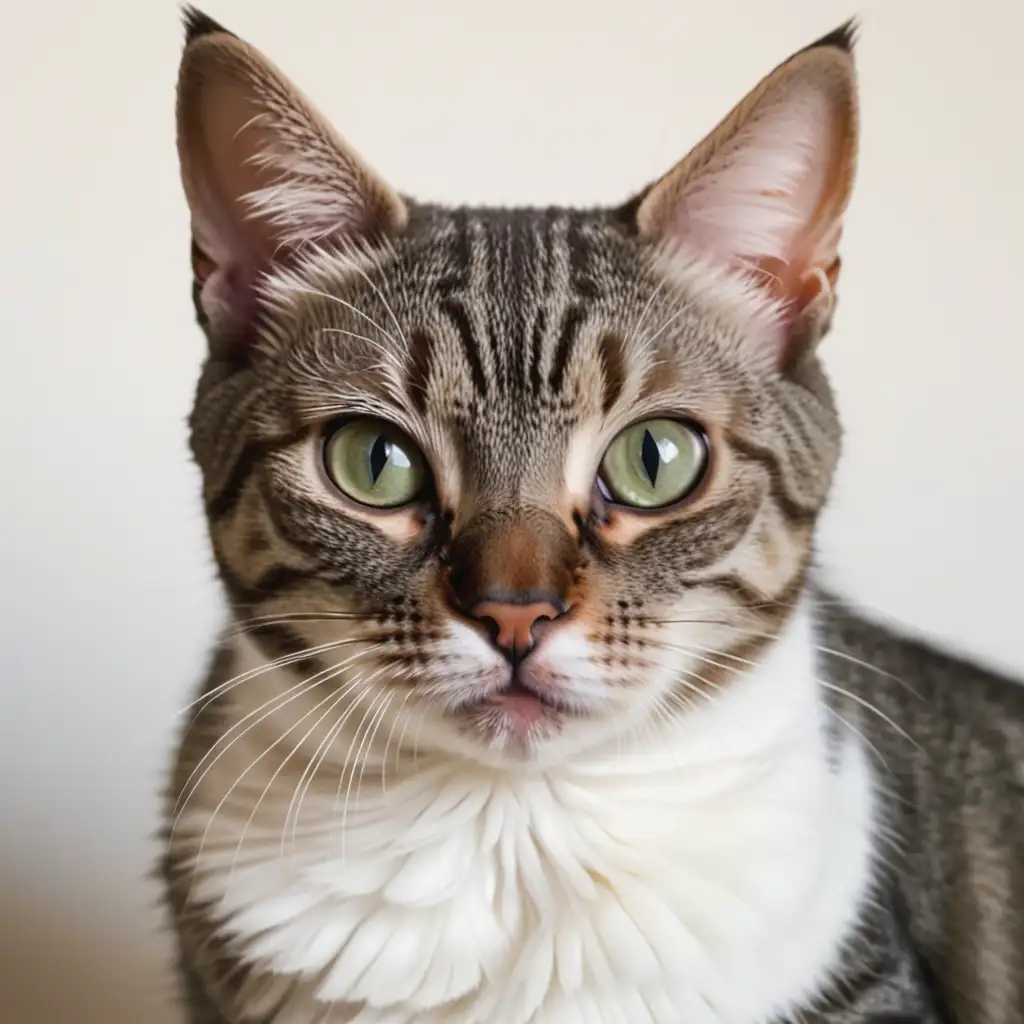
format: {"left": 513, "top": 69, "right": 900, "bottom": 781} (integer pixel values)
{"left": 323, "top": 418, "right": 428, "bottom": 509}
{"left": 599, "top": 419, "right": 708, "bottom": 510}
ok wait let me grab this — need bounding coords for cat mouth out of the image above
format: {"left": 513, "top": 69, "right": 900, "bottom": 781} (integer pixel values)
{"left": 460, "top": 676, "right": 578, "bottom": 741}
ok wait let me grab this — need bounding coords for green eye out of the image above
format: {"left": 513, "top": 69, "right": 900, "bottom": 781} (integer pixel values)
{"left": 599, "top": 419, "right": 708, "bottom": 509}
{"left": 323, "top": 418, "right": 428, "bottom": 508}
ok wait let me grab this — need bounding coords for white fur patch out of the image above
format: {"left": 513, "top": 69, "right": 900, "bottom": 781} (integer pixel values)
{"left": 179, "top": 604, "right": 876, "bottom": 1023}
{"left": 648, "top": 243, "right": 789, "bottom": 349}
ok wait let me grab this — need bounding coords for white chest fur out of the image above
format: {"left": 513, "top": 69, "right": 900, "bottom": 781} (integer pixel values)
{"left": 181, "top": 607, "right": 876, "bottom": 1024}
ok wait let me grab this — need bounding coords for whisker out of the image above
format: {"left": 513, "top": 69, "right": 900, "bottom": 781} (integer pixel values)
{"left": 821, "top": 703, "right": 893, "bottom": 776}
{"left": 227, "top": 664, "right": 366, "bottom": 880}
{"left": 381, "top": 688, "right": 423, "bottom": 793}
{"left": 189, "top": 658, "right": 383, "bottom": 896}
{"left": 660, "top": 687, "right": 703, "bottom": 722}
{"left": 629, "top": 704, "right": 662, "bottom": 757}
{"left": 224, "top": 619, "right": 384, "bottom": 642}
{"left": 809, "top": 644, "right": 922, "bottom": 700}
{"left": 676, "top": 670, "right": 720, "bottom": 699}
{"left": 343, "top": 258, "right": 406, "bottom": 349}
{"left": 649, "top": 618, "right": 921, "bottom": 699}
{"left": 654, "top": 641, "right": 743, "bottom": 685}
{"left": 171, "top": 643, "right": 381, "bottom": 830}
{"left": 633, "top": 302, "right": 698, "bottom": 362}
{"left": 394, "top": 683, "right": 430, "bottom": 776}
{"left": 816, "top": 680, "right": 920, "bottom": 751}
{"left": 652, "top": 639, "right": 920, "bottom": 760}
{"left": 354, "top": 690, "right": 395, "bottom": 813}
{"left": 410, "top": 695, "right": 431, "bottom": 773}
{"left": 318, "top": 326, "right": 404, "bottom": 371}
{"left": 632, "top": 683, "right": 705, "bottom": 761}
{"left": 659, "top": 641, "right": 749, "bottom": 677}
{"left": 227, "top": 610, "right": 370, "bottom": 631}
{"left": 291, "top": 286, "right": 402, "bottom": 347}
{"left": 174, "top": 675, "right": 322, "bottom": 830}
{"left": 627, "top": 273, "right": 669, "bottom": 348}
{"left": 284, "top": 665, "right": 389, "bottom": 853}
{"left": 182, "top": 636, "right": 368, "bottom": 716}
{"left": 336, "top": 688, "right": 392, "bottom": 861}
{"left": 644, "top": 594, "right": 857, "bottom": 624}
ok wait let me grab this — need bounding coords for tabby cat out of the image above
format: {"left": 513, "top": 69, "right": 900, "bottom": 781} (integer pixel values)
{"left": 162, "top": 9, "right": 1024, "bottom": 1024}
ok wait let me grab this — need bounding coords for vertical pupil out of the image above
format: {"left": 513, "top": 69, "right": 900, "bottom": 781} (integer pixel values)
{"left": 368, "top": 435, "right": 391, "bottom": 485}
{"left": 640, "top": 429, "right": 661, "bottom": 487}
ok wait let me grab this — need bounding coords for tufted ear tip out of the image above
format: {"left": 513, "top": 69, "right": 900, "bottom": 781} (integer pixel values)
{"left": 182, "top": 6, "right": 233, "bottom": 46}
{"left": 800, "top": 18, "right": 859, "bottom": 57}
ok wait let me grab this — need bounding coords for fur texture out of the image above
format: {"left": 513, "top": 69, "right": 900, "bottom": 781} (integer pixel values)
{"left": 171, "top": 605, "right": 877, "bottom": 1024}
{"left": 162, "top": 11, "right": 1024, "bottom": 1024}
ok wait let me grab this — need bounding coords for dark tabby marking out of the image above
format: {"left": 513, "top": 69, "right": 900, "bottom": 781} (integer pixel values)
{"left": 161, "top": 9, "right": 1023, "bottom": 1024}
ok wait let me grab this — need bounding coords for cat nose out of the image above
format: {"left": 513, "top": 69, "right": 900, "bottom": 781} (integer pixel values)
{"left": 470, "top": 599, "right": 562, "bottom": 664}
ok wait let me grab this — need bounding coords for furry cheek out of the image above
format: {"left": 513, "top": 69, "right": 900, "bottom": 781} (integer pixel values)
{"left": 416, "top": 618, "right": 508, "bottom": 709}
{"left": 521, "top": 624, "right": 621, "bottom": 708}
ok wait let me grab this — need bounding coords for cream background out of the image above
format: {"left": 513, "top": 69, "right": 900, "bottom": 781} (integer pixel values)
{"left": 1, "top": 1, "right": 1021, "bottom": 1021}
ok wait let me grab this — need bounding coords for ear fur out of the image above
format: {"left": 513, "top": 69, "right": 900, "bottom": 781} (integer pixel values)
{"left": 628, "top": 23, "right": 859, "bottom": 358}
{"left": 176, "top": 7, "right": 406, "bottom": 345}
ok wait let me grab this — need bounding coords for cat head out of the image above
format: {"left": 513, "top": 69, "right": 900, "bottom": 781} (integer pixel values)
{"left": 177, "top": 8, "right": 857, "bottom": 765}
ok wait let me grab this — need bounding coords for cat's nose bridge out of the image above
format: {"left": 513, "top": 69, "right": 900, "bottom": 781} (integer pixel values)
{"left": 444, "top": 507, "right": 579, "bottom": 620}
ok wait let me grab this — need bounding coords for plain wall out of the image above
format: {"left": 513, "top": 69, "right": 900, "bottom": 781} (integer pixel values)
{"left": 1, "top": 1, "right": 1021, "bottom": 1021}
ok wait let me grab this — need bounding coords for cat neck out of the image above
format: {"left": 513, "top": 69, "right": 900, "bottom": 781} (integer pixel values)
{"left": 183, "top": 597, "right": 877, "bottom": 1023}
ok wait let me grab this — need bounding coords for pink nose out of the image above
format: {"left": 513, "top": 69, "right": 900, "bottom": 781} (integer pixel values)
{"left": 470, "top": 600, "right": 560, "bottom": 662}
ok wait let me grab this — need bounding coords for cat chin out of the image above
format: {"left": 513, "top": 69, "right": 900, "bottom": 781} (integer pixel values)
{"left": 429, "top": 713, "right": 629, "bottom": 768}
{"left": 421, "top": 680, "right": 663, "bottom": 768}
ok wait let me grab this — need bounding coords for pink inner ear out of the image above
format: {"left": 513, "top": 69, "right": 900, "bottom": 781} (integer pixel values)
{"left": 183, "top": 77, "right": 304, "bottom": 337}
{"left": 200, "top": 80, "right": 283, "bottom": 266}
{"left": 178, "top": 32, "right": 410, "bottom": 340}
{"left": 668, "top": 84, "right": 834, "bottom": 278}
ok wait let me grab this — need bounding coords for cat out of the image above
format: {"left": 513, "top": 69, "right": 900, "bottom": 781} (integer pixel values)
{"left": 161, "top": 8, "right": 1024, "bottom": 1024}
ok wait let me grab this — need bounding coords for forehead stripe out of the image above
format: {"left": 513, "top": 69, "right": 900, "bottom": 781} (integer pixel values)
{"left": 549, "top": 305, "right": 585, "bottom": 396}
{"left": 441, "top": 298, "right": 489, "bottom": 399}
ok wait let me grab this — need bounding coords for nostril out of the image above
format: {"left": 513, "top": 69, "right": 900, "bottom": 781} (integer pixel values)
{"left": 476, "top": 613, "right": 502, "bottom": 646}
{"left": 530, "top": 609, "right": 556, "bottom": 639}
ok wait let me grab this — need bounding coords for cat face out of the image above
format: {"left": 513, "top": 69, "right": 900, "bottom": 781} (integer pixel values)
{"left": 179, "top": 11, "right": 857, "bottom": 763}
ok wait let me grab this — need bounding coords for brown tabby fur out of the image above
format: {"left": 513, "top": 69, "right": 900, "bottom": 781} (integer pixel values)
{"left": 162, "top": 9, "right": 1024, "bottom": 1024}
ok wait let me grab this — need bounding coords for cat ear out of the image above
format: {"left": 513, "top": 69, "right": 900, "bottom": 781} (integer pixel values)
{"left": 177, "top": 8, "right": 407, "bottom": 344}
{"left": 628, "top": 24, "right": 858, "bottom": 356}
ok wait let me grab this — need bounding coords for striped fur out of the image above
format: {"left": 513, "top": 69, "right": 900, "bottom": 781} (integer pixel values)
{"left": 162, "top": 11, "right": 1024, "bottom": 1024}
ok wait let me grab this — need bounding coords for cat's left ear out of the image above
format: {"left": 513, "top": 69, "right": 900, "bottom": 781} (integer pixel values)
{"left": 626, "top": 24, "right": 858, "bottom": 359}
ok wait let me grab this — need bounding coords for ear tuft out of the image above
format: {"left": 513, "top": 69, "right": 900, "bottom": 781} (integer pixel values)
{"left": 182, "top": 6, "right": 232, "bottom": 45}
{"left": 801, "top": 18, "right": 859, "bottom": 56}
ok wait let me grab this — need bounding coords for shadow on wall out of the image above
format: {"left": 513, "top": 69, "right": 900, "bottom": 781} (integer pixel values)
{"left": 0, "top": 873, "right": 184, "bottom": 1024}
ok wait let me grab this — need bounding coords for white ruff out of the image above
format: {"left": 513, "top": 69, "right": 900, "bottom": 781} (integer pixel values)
{"left": 180, "top": 605, "right": 876, "bottom": 1024}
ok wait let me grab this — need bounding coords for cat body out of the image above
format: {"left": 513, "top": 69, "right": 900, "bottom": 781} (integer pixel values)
{"left": 167, "top": 589, "right": 1024, "bottom": 1024}
{"left": 162, "top": 10, "right": 1024, "bottom": 1023}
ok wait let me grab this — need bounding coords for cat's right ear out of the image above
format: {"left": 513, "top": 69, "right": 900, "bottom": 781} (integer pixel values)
{"left": 176, "top": 8, "right": 407, "bottom": 348}
{"left": 622, "top": 24, "right": 858, "bottom": 364}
